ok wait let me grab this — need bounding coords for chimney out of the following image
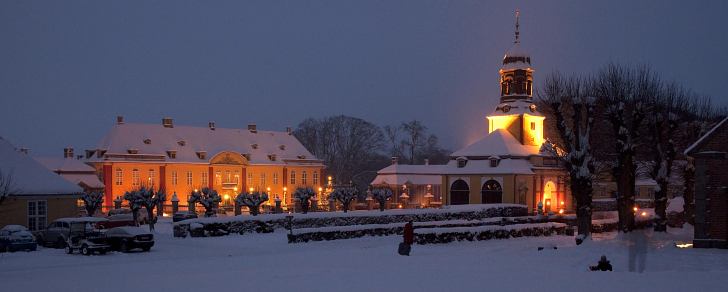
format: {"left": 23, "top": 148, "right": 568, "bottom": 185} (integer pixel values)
{"left": 116, "top": 116, "right": 124, "bottom": 125}
{"left": 18, "top": 148, "right": 29, "bottom": 155}
{"left": 391, "top": 156, "right": 399, "bottom": 165}
{"left": 286, "top": 127, "right": 292, "bottom": 135}
{"left": 162, "top": 117, "right": 174, "bottom": 128}
{"left": 248, "top": 124, "right": 257, "bottom": 133}
{"left": 63, "top": 147, "right": 74, "bottom": 159}
{"left": 208, "top": 121, "right": 216, "bottom": 130}
{"left": 424, "top": 158, "right": 429, "bottom": 165}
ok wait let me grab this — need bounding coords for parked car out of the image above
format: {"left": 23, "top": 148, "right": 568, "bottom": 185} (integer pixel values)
{"left": 108, "top": 208, "right": 150, "bottom": 224}
{"left": 105, "top": 226, "right": 154, "bottom": 252}
{"left": 0, "top": 225, "right": 37, "bottom": 252}
{"left": 37, "top": 217, "right": 109, "bottom": 248}
{"left": 97, "top": 214, "right": 136, "bottom": 229}
{"left": 65, "top": 222, "right": 109, "bottom": 255}
{"left": 172, "top": 212, "right": 198, "bottom": 222}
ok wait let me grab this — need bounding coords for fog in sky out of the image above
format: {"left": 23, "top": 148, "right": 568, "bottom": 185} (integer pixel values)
{"left": 1, "top": 0, "right": 727, "bottom": 157}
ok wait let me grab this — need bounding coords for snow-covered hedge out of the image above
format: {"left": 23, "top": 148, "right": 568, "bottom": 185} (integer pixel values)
{"left": 287, "top": 216, "right": 547, "bottom": 243}
{"left": 174, "top": 204, "right": 528, "bottom": 237}
{"left": 414, "top": 223, "right": 568, "bottom": 245}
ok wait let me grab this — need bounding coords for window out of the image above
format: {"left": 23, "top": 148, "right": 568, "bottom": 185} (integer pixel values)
{"left": 27, "top": 200, "right": 47, "bottom": 231}
{"left": 187, "top": 171, "right": 193, "bottom": 185}
{"left": 247, "top": 172, "right": 253, "bottom": 186}
{"left": 301, "top": 171, "right": 307, "bottom": 185}
{"left": 148, "top": 169, "right": 156, "bottom": 186}
{"left": 490, "top": 158, "right": 498, "bottom": 167}
{"left": 172, "top": 171, "right": 178, "bottom": 186}
{"left": 273, "top": 173, "right": 279, "bottom": 185}
{"left": 313, "top": 172, "right": 319, "bottom": 185}
{"left": 456, "top": 158, "right": 467, "bottom": 168}
{"left": 216, "top": 171, "right": 222, "bottom": 185}
{"left": 115, "top": 168, "right": 123, "bottom": 186}
{"left": 132, "top": 169, "right": 140, "bottom": 186}
{"left": 530, "top": 122, "right": 536, "bottom": 131}
{"left": 260, "top": 173, "right": 266, "bottom": 187}
{"left": 290, "top": 170, "right": 296, "bottom": 185}
{"left": 201, "top": 172, "right": 209, "bottom": 187}
{"left": 234, "top": 171, "right": 240, "bottom": 183}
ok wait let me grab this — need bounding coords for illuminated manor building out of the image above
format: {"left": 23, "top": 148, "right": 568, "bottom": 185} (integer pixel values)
{"left": 86, "top": 117, "right": 325, "bottom": 211}
{"left": 372, "top": 13, "right": 571, "bottom": 213}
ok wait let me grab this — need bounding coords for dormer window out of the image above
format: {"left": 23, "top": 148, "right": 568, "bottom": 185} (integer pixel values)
{"left": 166, "top": 150, "right": 177, "bottom": 159}
{"left": 196, "top": 151, "right": 207, "bottom": 160}
{"left": 251, "top": 143, "right": 259, "bottom": 149}
{"left": 268, "top": 154, "right": 277, "bottom": 161}
{"left": 297, "top": 155, "right": 306, "bottom": 159}
{"left": 177, "top": 140, "right": 186, "bottom": 147}
{"left": 456, "top": 157, "right": 467, "bottom": 168}
{"left": 143, "top": 139, "right": 151, "bottom": 145}
{"left": 489, "top": 156, "right": 500, "bottom": 167}
{"left": 279, "top": 145, "right": 286, "bottom": 151}
{"left": 127, "top": 149, "right": 139, "bottom": 154}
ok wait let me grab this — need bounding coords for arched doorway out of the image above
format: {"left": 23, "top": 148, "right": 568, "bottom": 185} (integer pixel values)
{"left": 481, "top": 180, "right": 503, "bottom": 204}
{"left": 543, "top": 181, "right": 556, "bottom": 213}
{"left": 450, "top": 179, "right": 470, "bottom": 205}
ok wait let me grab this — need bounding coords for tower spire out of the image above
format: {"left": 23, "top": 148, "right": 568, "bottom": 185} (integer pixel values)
{"left": 514, "top": 9, "right": 520, "bottom": 44}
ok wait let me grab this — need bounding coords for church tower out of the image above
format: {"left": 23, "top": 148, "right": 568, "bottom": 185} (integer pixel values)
{"left": 487, "top": 10, "right": 544, "bottom": 147}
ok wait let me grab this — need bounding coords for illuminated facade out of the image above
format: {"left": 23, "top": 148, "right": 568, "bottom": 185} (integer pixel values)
{"left": 86, "top": 117, "right": 325, "bottom": 211}
{"left": 373, "top": 12, "right": 570, "bottom": 214}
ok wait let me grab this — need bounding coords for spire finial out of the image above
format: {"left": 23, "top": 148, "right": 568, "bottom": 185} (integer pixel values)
{"left": 514, "top": 9, "right": 520, "bottom": 44}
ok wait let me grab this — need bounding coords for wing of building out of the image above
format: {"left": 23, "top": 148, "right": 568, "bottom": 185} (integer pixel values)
{"left": 35, "top": 148, "right": 105, "bottom": 193}
{"left": 371, "top": 13, "right": 570, "bottom": 214}
{"left": 85, "top": 117, "right": 325, "bottom": 210}
{"left": 0, "top": 137, "right": 82, "bottom": 230}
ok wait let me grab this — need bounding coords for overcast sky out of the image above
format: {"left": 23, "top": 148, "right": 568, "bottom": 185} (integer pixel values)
{"left": 1, "top": 0, "right": 727, "bottom": 157}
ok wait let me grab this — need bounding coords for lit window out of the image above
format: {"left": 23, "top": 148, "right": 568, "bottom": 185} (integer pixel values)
{"left": 273, "top": 173, "right": 279, "bottom": 185}
{"left": 132, "top": 169, "right": 140, "bottom": 186}
{"left": 313, "top": 172, "right": 319, "bottom": 185}
{"left": 234, "top": 171, "right": 240, "bottom": 183}
{"left": 172, "top": 171, "right": 178, "bottom": 186}
{"left": 301, "top": 171, "right": 307, "bottom": 185}
{"left": 530, "top": 122, "right": 536, "bottom": 131}
{"left": 187, "top": 171, "right": 193, "bottom": 185}
{"left": 290, "top": 170, "right": 296, "bottom": 185}
{"left": 148, "top": 169, "right": 155, "bottom": 186}
{"left": 201, "top": 172, "right": 209, "bottom": 187}
{"left": 260, "top": 173, "right": 266, "bottom": 187}
{"left": 216, "top": 171, "right": 222, "bottom": 185}
{"left": 115, "top": 168, "right": 123, "bottom": 186}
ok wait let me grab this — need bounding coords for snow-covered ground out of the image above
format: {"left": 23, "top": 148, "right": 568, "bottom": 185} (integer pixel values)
{"left": 1, "top": 219, "right": 727, "bottom": 292}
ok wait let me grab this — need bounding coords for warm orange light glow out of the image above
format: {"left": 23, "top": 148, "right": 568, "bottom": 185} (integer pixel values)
{"left": 487, "top": 115, "right": 518, "bottom": 133}
{"left": 522, "top": 114, "right": 545, "bottom": 146}
{"left": 266, "top": 187, "right": 271, "bottom": 192}
{"left": 249, "top": 187, "right": 254, "bottom": 192}
{"left": 641, "top": 211, "right": 647, "bottom": 217}
{"left": 633, "top": 206, "right": 639, "bottom": 212}
{"left": 398, "top": 204, "right": 402, "bottom": 209}
{"left": 318, "top": 187, "right": 323, "bottom": 192}
{"left": 194, "top": 189, "right": 198, "bottom": 192}
{"left": 223, "top": 194, "right": 230, "bottom": 200}
{"left": 327, "top": 176, "right": 332, "bottom": 181}
{"left": 558, "top": 209, "right": 564, "bottom": 215}
{"left": 560, "top": 201, "right": 564, "bottom": 206}
{"left": 283, "top": 187, "right": 287, "bottom": 192}
{"left": 546, "top": 200, "right": 551, "bottom": 206}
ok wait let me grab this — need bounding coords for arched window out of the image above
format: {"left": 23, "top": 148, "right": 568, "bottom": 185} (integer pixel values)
{"left": 481, "top": 180, "right": 503, "bottom": 204}
{"left": 450, "top": 179, "right": 470, "bottom": 205}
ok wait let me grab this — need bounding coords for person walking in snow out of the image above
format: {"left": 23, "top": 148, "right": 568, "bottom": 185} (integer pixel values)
{"left": 399, "top": 220, "right": 414, "bottom": 256}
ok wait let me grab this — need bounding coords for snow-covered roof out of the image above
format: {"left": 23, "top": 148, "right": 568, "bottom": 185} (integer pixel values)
{"left": 0, "top": 137, "right": 83, "bottom": 196}
{"left": 684, "top": 116, "right": 728, "bottom": 155}
{"left": 377, "top": 164, "right": 447, "bottom": 175}
{"left": 59, "top": 173, "right": 105, "bottom": 189}
{"left": 371, "top": 174, "right": 442, "bottom": 185}
{"left": 35, "top": 157, "right": 96, "bottom": 172}
{"left": 90, "top": 123, "right": 321, "bottom": 165}
{"left": 442, "top": 159, "right": 534, "bottom": 175}
{"left": 451, "top": 129, "right": 540, "bottom": 158}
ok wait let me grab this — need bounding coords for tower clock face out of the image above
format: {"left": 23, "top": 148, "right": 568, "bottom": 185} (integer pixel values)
{"left": 529, "top": 104, "right": 537, "bottom": 112}
{"left": 502, "top": 105, "right": 511, "bottom": 113}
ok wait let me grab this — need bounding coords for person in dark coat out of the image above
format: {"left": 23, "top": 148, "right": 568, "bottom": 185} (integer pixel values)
{"left": 590, "top": 255, "right": 613, "bottom": 271}
{"left": 399, "top": 221, "right": 414, "bottom": 256}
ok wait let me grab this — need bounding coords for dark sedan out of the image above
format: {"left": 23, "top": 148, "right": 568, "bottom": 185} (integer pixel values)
{"left": 105, "top": 227, "right": 154, "bottom": 252}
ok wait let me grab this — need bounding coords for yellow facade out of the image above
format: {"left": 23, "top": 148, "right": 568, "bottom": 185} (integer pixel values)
{"left": 0, "top": 196, "right": 79, "bottom": 230}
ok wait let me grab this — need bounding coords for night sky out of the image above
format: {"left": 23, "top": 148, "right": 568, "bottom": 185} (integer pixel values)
{"left": 1, "top": 0, "right": 727, "bottom": 157}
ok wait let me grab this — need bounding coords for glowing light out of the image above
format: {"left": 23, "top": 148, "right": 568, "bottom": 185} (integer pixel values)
{"left": 283, "top": 187, "right": 287, "bottom": 192}
{"left": 327, "top": 176, "right": 332, "bottom": 181}
{"left": 318, "top": 187, "right": 323, "bottom": 192}
{"left": 398, "top": 204, "right": 403, "bottom": 209}
{"left": 223, "top": 194, "right": 230, "bottom": 200}
{"left": 676, "top": 243, "right": 693, "bottom": 249}
{"left": 194, "top": 189, "right": 198, "bottom": 192}
{"left": 266, "top": 187, "right": 271, "bottom": 192}
{"left": 233, "top": 187, "right": 238, "bottom": 192}
{"left": 560, "top": 201, "right": 564, "bottom": 206}
{"left": 249, "top": 187, "right": 254, "bottom": 192}
{"left": 641, "top": 211, "right": 647, "bottom": 217}
{"left": 633, "top": 206, "right": 639, "bottom": 212}
{"left": 558, "top": 209, "right": 564, "bottom": 215}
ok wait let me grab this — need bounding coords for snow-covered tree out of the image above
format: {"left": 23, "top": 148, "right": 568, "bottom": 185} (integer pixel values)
{"left": 124, "top": 186, "right": 165, "bottom": 230}
{"left": 156, "top": 190, "right": 167, "bottom": 218}
{"left": 189, "top": 188, "right": 221, "bottom": 217}
{"left": 80, "top": 191, "right": 104, "bottom": 217}
{"left": 293, "top": 187, "right": 315, "bottom": 214}
{"left": 371, "top": 187, "right": 392, "bottom": 211}
{"left": 539, "top": 72, "right": 596, "bottom": 244}
{"left": 235, "top": 191, "right": 269, "bottom": 216}
{"left": 330, "top": 187, "right": 358, "bottom": 213}
{"left": 123, "top": 186, "right": 149, "bottom": 226}
{"left": 593, "top": 64, "right": 652, "bottom": 233}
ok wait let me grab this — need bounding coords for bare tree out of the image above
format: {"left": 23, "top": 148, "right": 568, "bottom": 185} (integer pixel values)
{"left": 293, "top": 187, "right": 315, "bottom": 214}
{"left": 371, "top": 187, "right": 392, "bottom": 211}
{"left": 80, "top": 191, "right": 104, "bottom": 217}
{"left": 401, "top": 120, "right": 426, "bottom": 164}
{"left": 383, "top": 125, "right": 403, "bottom": 159}
{"left": 539, "top": 72, "right": 596, "bottom": 244}
{"left": 0, "top": 170, "right": 15, "bottom": 206}
{"left": 189, "top": 188, "right": 221, "bottom": 217}
{"left": 330, "top": 187, "right": 358, "bottom": 213}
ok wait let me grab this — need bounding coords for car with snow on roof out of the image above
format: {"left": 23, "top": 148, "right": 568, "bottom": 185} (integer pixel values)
{"left": 64, "top": 221, "right": 109, "bottom": 255}
{"left": 0, "top": 225, "right": 37, "bottom": 252}
{"left": 36, "top": 217, "right": 108, "bottom": 248}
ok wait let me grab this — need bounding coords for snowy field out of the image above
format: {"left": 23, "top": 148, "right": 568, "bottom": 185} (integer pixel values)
{"left": 1, "top": 219, "right": 727, "bottom": 292}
